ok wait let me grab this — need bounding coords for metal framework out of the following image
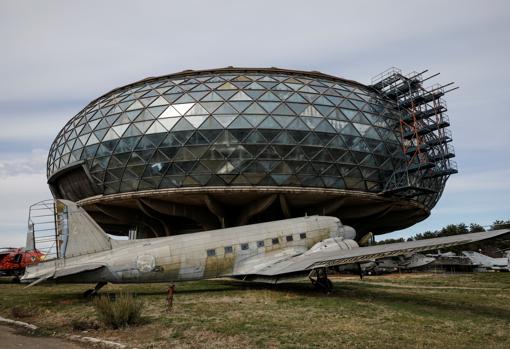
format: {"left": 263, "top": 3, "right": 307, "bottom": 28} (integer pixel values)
{"left": 371, "top": 68, "right": 458, "bottom": 202}
{"left": 27, "top": 200, "right": 65, "bottom": 261}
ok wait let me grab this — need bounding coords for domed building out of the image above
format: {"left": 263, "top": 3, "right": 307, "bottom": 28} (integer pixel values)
{"left": 47, "top": 67, "right": 457, "bottom": 239}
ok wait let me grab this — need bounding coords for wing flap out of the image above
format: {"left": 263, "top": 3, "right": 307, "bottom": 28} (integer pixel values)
{"left": 254, "top": 229, "right": 510, "bottom": 276}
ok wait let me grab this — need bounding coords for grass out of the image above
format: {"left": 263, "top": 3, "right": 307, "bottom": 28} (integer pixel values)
{"left": 0, "top": 273, "right": 509, "bottom": 348}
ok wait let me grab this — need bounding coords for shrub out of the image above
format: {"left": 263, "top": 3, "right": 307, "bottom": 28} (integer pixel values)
{"left": 93, "top": 292, "right": 143, "bottom": 329}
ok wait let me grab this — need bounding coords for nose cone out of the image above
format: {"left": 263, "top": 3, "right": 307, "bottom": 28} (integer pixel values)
{"left": 342, "top": 225, "right": 356, "bottom": 240}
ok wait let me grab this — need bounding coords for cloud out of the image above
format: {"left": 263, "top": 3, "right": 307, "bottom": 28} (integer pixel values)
{"left": 445, "top": 169, "right": 510, "bottom": 193}
{"left": 0, "top": 172, "right": 52, "bottom": 246}
{"left": 0, "top": 149, "right": 47, "bottom": 178}
{"left": 0, "top": 0, "right": 509, "bottom": 245}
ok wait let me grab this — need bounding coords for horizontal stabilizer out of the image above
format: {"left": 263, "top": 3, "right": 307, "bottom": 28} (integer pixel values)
{"left": 54, "top": 263, "right": 106, "bottom": 278}
{"left": 25, "top": 274, "right": 53, "bottom": 288}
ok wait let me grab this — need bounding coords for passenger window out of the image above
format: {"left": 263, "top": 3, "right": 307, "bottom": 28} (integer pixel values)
{"left": 257, "top": 240, "right": 265, "bottom": 248}
{"left": 241, "top": 243, "right": 249, "bottom": 250}
{"left": 224, "top": 246, "right": 233, "bottom": 254}
{"left": 286, "top": 235, "right": 293, "bottom": 242}
{"left": 300, "top": 233, "right": 307, "bottom": 240}
{"left": 272, "top": 238, "right": 279, "bottom": 245}
{"left": 206, "top": 249, "right": 216, "bottom": 257}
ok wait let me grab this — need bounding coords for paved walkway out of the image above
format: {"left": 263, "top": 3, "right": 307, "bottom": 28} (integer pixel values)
{"left": 0, "top": 325, "right": 85, "bottom": 349}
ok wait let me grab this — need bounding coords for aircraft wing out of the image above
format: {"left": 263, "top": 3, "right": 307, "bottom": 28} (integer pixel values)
{"left": 251, "top": 229, "right": 510, "bottom": 276}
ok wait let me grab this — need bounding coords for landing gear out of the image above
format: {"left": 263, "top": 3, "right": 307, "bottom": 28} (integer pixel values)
{"left": 83, "top": 282, "right": 107, "bottom": 298}
{"left": 309, "top": 268, "right": 333, "bottom": 293}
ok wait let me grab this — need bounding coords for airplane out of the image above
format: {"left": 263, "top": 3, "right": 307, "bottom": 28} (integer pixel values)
{"left": 21, "top": 199, "right": 510, "bottom": 295}
{"left": 0, "top": 247, "right": 44, "bottom": 281}
{"left": 461, "top": 251, "right": 509, "bottom": 271}
{"left": 337, "top": 253, "right": 435, "bottom": 276}
{"left": 370, "top": 253, "right": 436, "bottom": 273}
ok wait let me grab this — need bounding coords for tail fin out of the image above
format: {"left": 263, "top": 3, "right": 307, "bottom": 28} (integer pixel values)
{"left": 56, "top": 200, "right": 112, "bottom": 258}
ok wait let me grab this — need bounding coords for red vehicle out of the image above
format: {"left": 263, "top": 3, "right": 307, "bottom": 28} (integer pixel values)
{"left": 0, "top": 247, "right": 44, "bottom": 280}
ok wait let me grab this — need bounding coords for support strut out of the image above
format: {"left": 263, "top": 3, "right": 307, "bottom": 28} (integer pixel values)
{"left": 83, "top": 281, "right": 107, "bottom": 298}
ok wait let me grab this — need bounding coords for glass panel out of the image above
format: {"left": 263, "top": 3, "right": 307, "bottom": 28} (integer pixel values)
{"left": 173, "top": 102, "right": 194, "bottom": 115}
{"left": 115, "top": 136, "right": 141, "bottom": 153}
{"left": 258, "top": 116, "right": 280, "bottom": 129}
{"left": 173, "top": 94, "right": 195, "bottom": 104}
{"left": 133, "top": 120, "right": 154, "bottom": 133}
{"left": 159, "top": 117, "right": 180, "bottom": 131}
{"left": 229, "top": 91, "right": 252, "bottom": 101}
{"left": 258, "top": 129, "right": 279, "bottom": 142}
{"left": 243, "top": 114, "right": 266, "bottom": 127}
{"left": 302, "top": 116, "right": 321, "bottom": 130}
{"left": 228, "top": 116, "right": 252, "bottom": 129}
{"left": 173, "top": 130, "right": 194, "bottom": 144}
{"left": 214, "top": 115, "right": 236, "bottom": 127}
{"left": 127, "top": 100, "right": 143, "bottom": 111}
{"left": 258, "top": 101, "right": 279, "bottom": 113}
{"left": 229, "top": 101, "right": 251, "bottom": 113}
{"left": 200, "top": 92, "right": 223, "bottom": 101}
{"left": 198, "top": 116, "right": 222, "bottom": 130}
{"left": 217, "top": 90, "right": 236, "bottom": 100}
{"left": 172, "top": 118, "right": 194, "bottom": 131}
{"left": 145, "top": 120, "right": 167, "bottom": 134}
{"left": 287, "top": 102, "right": 307, "bottom": 115}
{"left": 186, "top": 115, "right": 208, "bottom": 128}
{"left": 273, "top": 103, "right": 296, "bottom": 115}
{"left": 149, "top": 96, "right": 169, "bottom": 107}
{"left": 199, "top": 101, "right": 222, "bottom": 113}
{"left": 315, "top": 120, "right": 336, "bottom": 133}
{"left": 301, "top": 133, "right": 322, "bottom": 146}
{"left": 186, "top": 132, "right": 209, "bottom": 145}
{"left": 245, "top": 82, "right": 264, "bottom": 90}
{"left": 259, "top": 91, "right": 279, "bottom": 102}
{"left": 288, "top": 118, "right": 310, "bottom": 131}
{"left": 244, "top": 130, "right": 266, "bottom": 144}
{"left": 214, "top": 102, "right": 238, "bottom": 115}
{"left": 274, "top": 83, "right": 292, "bottom": 91}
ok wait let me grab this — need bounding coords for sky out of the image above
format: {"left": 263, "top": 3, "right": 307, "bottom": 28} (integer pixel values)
{"left": 0, "top": 0, "right": 509, "bottom": 246}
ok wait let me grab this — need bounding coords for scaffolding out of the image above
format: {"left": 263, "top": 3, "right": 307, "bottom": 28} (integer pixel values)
{"left": 371, "top": 68, "right": 458, "bottom": 199}
{"left": 27, "top": 199, "right": 67, "bottom": 261}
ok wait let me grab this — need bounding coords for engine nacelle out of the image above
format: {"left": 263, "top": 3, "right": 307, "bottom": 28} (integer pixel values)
{"left": 306, "top": 237, "right": 359, "bottom": 255}
{"left": 339, "top": 224, "right": 356, "bottom": 240}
